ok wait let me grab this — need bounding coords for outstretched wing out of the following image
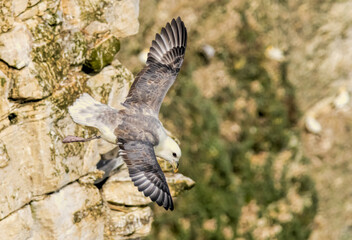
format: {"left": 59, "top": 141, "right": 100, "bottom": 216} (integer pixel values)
{"left": 118, "top": 140, "right": 174, "bottom": 210}
{"left": 124, "top": 17, "right": 187, "bottom": 114}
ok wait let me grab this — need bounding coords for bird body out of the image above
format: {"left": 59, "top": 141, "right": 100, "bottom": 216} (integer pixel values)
{"left": 64, "top": 17, "right": 187, "bottom": 210}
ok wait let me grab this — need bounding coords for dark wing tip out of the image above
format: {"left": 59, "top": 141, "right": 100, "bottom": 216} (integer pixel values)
{"left": 120, "top": 140, "right": 175, "bottom": 211}
{"left": 127, "top": 166, "right": 174, "bottom": 211}
{"left": 139, "top": 180, "right": 174, "bottom": 211}
{"left": 146, "top": 17, "right": 187, "bottom": 67}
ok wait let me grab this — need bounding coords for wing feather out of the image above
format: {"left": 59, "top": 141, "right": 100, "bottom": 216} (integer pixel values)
{"left": 124, "top": 17, "right": 187, "bottom": 114}
{"left": 118, "top": 140, "right": 174, "bottom": 210}
{"left": 165, "top": 22, "right": 175, "bottom": 46}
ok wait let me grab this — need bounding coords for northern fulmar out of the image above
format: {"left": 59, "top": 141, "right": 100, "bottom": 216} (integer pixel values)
{"left": 63, "top": 17, "right": 187, "bottom": 211}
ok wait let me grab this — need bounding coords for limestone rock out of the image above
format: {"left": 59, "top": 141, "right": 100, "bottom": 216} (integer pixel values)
{"left": 0, "top": 3, "right": 15, "bottom": 34}
{"left": 0, "top": 140, "right": 10, "bottom": 168}
{"left": 84, "top": 21, "right": 110, "bottom": 36}
{"left": 30, "top": 182, "right": 104, "bottom": 240}
{"left": 165, "top": 172, "right": 196, "bottom": 197}
{"left": 0, "top": 101, "right": 100, "bottom": 220}
{"left": 61, "top": 0, "right": 139, "bottom": 39}
{"left": 103, "top": 168, "right": 195, "bottom": 207}
{"left": 0, "top": 205, "right": 33, "bottom": 240}
{"left": 157, "top": 157, "right": 175, "bottom": 172}
{"left": 107, "top": 206, "right": 153, "bottom": 239}
{"left": 0, "top": 61, "right": 134, "bottom": 220}
{"left": 0, "top": 23, "right": 32, "bottom": 69}
{"left": 0, "top": 70, "right": 10, "bottom": 116}
{"left": 0, "top": 182, "right": 105, "bottom": 240}
{"left": 29, "top": 0, "right": 40, "bottom": 7}
{"left": 9, "top": 61, "right": 55, "bottom": 100}
{"left": 103, "top": 0, "right": 140, "bottom": 38}
{"left": 62, "top": 31, "right": 88, "bottom": 66}
{"left": 86, "top": 60, "right": 133, "bottom": 106}
{"left": 12, "top": 0, "right": 29, "bottom": 16}
{"left": 84, "top": 35, "right": 120, "bottom": 72}
{"left": 103, "top": 169, "right": 151, "bottom": 206}
{"left": 61, "top": 0, "right": 100, "bottom": 30}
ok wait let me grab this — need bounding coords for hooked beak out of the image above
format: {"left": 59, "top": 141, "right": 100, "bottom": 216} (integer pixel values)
{"left": 172, "top": 162, "right": 179, "bottom": 173}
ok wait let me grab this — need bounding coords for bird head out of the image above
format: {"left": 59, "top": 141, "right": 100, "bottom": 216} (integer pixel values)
{"left": 155, "top": 136, "right": 181, "bottom": 173}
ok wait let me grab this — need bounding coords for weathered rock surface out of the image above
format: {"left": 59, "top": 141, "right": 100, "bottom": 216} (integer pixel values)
{"left": 107, "top": 206, "right": 153, "bottom": 239}
{"left": 30, "top": 182, "right": 105, "bottom": 240}
{"left": 0, "top": 23, "right": 32, "bottom": 69}
{"left": 0, "top": 182, "right": 105, "bottom": 240}
{"left": 0, "top": 0, "right": 193, "bottom": 239}
{"left": 103, "top": 165, "right": 195, "bottom": 207}
{"left": 0, "top": 205, "right": 33, "bottom": 240}
{"left": 103, "top": 0, "right": 140, "bottom": 38}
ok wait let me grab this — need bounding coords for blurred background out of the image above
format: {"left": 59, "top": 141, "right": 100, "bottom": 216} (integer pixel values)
{"left": 117, "top": 0, "right": 352, "bottom": 239}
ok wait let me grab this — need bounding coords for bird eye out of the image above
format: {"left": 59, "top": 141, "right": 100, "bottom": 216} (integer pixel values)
{"left": 172, "top": 152, "right": 177, "bottom": 157}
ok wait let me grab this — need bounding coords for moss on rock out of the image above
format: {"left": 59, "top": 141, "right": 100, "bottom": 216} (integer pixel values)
{"left": 84, "top": 36, "right": 120, "bottom": 72}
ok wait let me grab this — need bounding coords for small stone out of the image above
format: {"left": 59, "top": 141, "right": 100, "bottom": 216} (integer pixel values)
{"left": 265, "top": 46, "right": 285, "bottom": 62}
{"left": 333, "top": 87, "right": 349, "bottom": 109}
{"left": 305, "top": 115, "right": 322, "bottom": 134}
{"left": 201, "top": 44, "right": 215, "bottom": 60}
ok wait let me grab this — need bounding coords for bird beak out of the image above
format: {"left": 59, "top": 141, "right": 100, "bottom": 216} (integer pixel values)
{"left": 172, "top": 162, "right": 179, "bottom": 173}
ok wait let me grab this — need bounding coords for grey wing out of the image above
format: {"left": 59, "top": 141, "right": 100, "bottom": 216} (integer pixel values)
{"left": 124, "top": 17, "right": 187, "bottom": 114}
{"left": 118, "top": 140, "right": 174, "bottom": 210}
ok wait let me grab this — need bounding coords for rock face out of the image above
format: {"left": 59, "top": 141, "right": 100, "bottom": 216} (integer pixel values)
{"left": 0, "top": 0, "right": 194, "bottom": 239}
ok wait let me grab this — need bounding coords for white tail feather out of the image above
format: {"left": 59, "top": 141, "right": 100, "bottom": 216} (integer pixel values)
{"left": 68, "top": 93, "right": 119, "bottom": 143}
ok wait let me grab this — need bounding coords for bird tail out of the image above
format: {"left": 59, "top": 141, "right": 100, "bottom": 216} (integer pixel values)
{"left": 68, "top": 93, "right": 119, "bottom": 143}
